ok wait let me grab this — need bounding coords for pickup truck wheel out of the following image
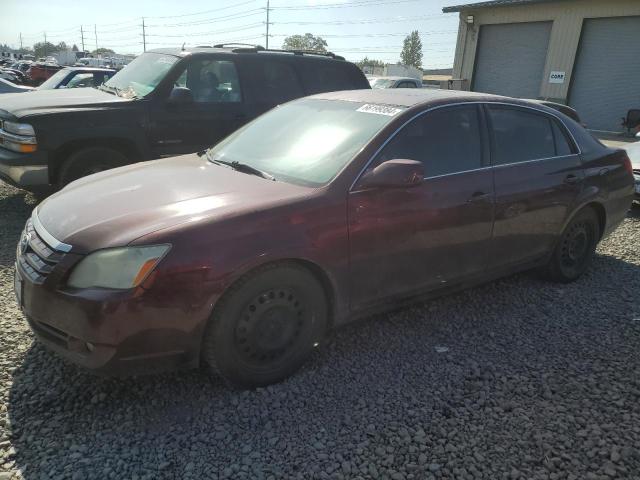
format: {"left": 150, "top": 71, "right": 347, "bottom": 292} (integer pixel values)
{"left": 545, "top": 207, "right": 599, "bottom": 283}
{"left": 58, "top": 147, "right": 128, "bottom": 187}
{"left": 201, "top": 263, "right": 328, "bottom": 389}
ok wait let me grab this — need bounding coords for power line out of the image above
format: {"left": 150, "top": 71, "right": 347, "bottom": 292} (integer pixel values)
{"left": 145, "top": 23, "right": 263, "bottom": 38}
{"left": 146, "top": 10, "right": 263, "bottom": 28}
{"left": 147, "top": 0, "right": 258, "bottom": 19}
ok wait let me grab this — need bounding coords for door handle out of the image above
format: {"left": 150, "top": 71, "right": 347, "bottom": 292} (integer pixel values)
{"left": 467, "top": 191, "right": 491, "bottom": 203}
{"left": 564, "top": 174, "right": 581, "bottom": 185}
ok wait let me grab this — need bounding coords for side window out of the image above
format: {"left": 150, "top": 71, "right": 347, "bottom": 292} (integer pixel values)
{"left": 552, "top": 121, "right": 574, "bottom": 156}
{"left": 261, "top": 61, "right": 304, "bottom": 104}
{"left": 298, "top": 62, "right": 357, "bottom": 94}
{"left": 376, "top": 105, "right": 483, "bottom": 178}
{"left": 397, "top": 81, "right": 417, "bottom": 89}
{"left": 66, "top": 73, "right": 94, "bottom": 88}
{"left": 174, "top": 59, "right": 242, "bottom": 103}
{"left": 488, "top": 107, "right": 555, "bottom": 165}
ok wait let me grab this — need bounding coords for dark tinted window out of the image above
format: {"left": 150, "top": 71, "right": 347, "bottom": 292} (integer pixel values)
{"left": 298, "top": 61, "right": 366, "bottom": 94}
{"left": 260, "top": 60, "right": 304, "bottom": 104}
{"left": 488, "top": 107, "right": 555, "bottom": 165}
{"left": 376, "top": 105, "right": 482, "bottom": 177}
{"left": 552, "top": 121, "right": 573, "bottom": 156}
{"left": 397, "top": 81, "right": 417, "bottom": 88}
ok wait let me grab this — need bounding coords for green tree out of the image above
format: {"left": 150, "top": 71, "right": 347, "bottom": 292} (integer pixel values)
{"left": 356, "top": 57, "right": 385, "bottom": 69}
{"left": 33, "top": 41, "right": 61, "bottom": 58}
{"left": 400, "top": 30, "right": 423, "bottom": 69}
{"left": 92, "top": 48, "right": 116, "bottom": 56}
{"left": 71, "top": 44, "right": 79, "bottom": 52}
{"left": 282, "top": 33, "right": 328, "bottom": 53}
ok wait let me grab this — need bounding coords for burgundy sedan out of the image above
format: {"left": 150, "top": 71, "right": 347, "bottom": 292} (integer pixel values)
{"left": 14, "top": 89, "right": 635, "bottom": 388}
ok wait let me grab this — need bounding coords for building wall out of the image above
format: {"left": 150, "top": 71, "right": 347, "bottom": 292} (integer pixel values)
{"left": 452, "top": 0, "right": 640, "bottom": 102}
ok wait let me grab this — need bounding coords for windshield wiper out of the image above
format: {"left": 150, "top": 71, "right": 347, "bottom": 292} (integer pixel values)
{"left": 206, "top": 151, "right": 275, "bottom": 181}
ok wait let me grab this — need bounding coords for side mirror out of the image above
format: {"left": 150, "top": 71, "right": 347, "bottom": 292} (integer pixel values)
{"left": 357, "top": 159, "right": 424, "bottom": 190}
{"left": 168, "top": 86, "right": 193, "bottom": 103}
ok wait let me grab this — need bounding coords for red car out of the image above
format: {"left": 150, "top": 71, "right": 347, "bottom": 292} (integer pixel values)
{"left": 14, "top": 90, "right": 635, "bottom": 388}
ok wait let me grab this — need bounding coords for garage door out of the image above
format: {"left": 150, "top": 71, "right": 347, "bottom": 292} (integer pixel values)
{"left": 472, "top": 22, "right": 552, "bottom": 98}
{"left": 569, "top": 16, "right": 640, "bottom": 132}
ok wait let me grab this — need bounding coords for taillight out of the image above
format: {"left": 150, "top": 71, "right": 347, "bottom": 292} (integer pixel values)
{"left": 622, "top": 153, "right": 632, "bottom": 176}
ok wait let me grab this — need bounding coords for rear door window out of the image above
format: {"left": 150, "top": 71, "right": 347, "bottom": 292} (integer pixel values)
{"left": 552, "top": 121, "right": 574, "bottom": 156}
{"left": 297, "top": 61, "right": 362, "bottom": 94}
{"left": 397, "top": 81, "right": 417, "bottom": 88}
{"left": 259, "top": 60, "right": 305, "bottom": 104}
{"left": 487, "top": 106, "right": 556, "bottom": 165}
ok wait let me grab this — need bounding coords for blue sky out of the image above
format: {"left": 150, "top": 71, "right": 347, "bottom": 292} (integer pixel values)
{"left": 1, "top": 0, "right": 465, "bottom": 68}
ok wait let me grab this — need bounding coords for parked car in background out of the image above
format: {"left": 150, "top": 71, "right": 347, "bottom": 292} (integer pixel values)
{"left": 14, "top": 90, "right": 635, "bottom": 388}
{"left": 0, "top": 78, "right": 34, "bottom": 94}
{"left": 36, "top": 67, "right": 116, "bottom": 90}
{"left": 0, "top": 45, "right": 370, "bottom": 193}
{"left": 370, "top": 76, "right": 422, "bottom": 89}
{"left": 623, "top": 140, "right": 640, "bottom": 203}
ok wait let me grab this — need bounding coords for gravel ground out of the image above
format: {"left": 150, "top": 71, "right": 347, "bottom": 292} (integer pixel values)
{"left": 0, "top": 181, "right": 639, "bottom": 480}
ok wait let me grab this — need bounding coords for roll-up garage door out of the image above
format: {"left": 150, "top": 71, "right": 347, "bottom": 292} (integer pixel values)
{"left": 569, "top": 16, "right": 640, "bottom": 133}
{"left": 472, "top": 21, "right": 552, "bottom": 99}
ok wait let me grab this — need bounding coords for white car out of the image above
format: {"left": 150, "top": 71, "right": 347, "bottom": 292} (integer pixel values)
{"left": 624, "top": 139, "right": 640, "bottom": 203}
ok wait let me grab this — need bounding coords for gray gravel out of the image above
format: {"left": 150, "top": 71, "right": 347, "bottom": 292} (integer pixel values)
{"left": 1, "top": 180, "right": 640, "bottom": 480}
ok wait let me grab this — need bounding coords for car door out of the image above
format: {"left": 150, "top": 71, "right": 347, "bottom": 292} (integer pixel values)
{"left": 147, "top": 56, "right": 248, "bottom": 157}
{"left": 485, "top": 104, "right": 583, "bottom": 269}
{"left": 348, "top": 104, "right": 495, "bottom": 309}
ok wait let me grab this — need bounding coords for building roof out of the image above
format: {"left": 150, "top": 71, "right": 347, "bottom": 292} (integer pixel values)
{"left": 443, "top": 0, "right": 568, "bottom": 13}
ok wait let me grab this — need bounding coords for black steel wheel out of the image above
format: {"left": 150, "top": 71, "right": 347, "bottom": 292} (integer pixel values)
{"left": 201, "top": 263, "right": 328, "bottom": 389}
{"left": 546, "top": 207, "right": 599, "bottom": 283}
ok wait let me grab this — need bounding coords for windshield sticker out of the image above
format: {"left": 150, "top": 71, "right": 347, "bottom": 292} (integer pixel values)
{"left": 357, "top": 104, "right": 404, "bottom": 116}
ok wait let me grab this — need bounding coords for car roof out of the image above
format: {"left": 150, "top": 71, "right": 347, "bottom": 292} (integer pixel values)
{"left": 310, "top": 88, "right": 521, "bottom": 108}
{"left": 372, "top": 76, "right": 419, "bottom": 81}
{"left": 63, "top": 66, "right": 116, "bottom": 72}
{"left": 147, "top": 46, "right": 347, "bottom": 62}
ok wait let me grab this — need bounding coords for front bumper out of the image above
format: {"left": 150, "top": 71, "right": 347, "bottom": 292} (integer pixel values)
{"left": 14, "top": 214, "right": 209, "bottom": 375}
{"left": 0, "top": 147, "right": 49, "bottom": 188}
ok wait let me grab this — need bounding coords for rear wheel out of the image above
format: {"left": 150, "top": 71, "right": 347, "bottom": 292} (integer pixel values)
{"left": 58, "top": 146, "right": 128, "bottom": 187}
{"left": 201, "top": 263, "right": 328, "bottom": 389}
{"left": 545, "top": 207, "right": 600, "bottom": 283}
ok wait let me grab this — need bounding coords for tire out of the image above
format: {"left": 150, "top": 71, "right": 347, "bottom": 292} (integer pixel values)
{"left": 201, "top": 263, "right": 328, "bottom": 389}
{"left": 58, "top": 146, "right": 128, "bottom": 187}
{"left": 545, "top": 207, "right": 600, "bottom": 283}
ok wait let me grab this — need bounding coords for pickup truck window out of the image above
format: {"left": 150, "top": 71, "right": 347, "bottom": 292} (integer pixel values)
{"left": 175, "top": 59, "right": 242, "bottom": 103}
{"left": 104, "top": 52, "right": 179, "bottom": 98}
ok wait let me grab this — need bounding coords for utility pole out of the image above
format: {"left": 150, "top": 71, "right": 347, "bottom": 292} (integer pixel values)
{"left": 142, "top": 17, "right": 146, "bottom": 52}
{"left": 94, "top": 24, "right": 98, "bottom": 52}
{"left": 44, "top": 32, "right": 47, "bottom": 57}
{"left": 80, "top": 26, "right": 85, "bottom": 52}
{"left": 265, "top": 0, "right": 270, "bottom": 49}
{"left": 19, "top": 33, "right": 23, "bottom": 50}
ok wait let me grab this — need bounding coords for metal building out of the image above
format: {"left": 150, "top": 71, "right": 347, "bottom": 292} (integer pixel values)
{"left": 444, "top": 0, "right": 640, "bottom": 132}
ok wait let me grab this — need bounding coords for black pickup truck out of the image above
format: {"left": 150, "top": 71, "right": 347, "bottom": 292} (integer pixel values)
{"left": 0, "top": 45, "right": 370, "bottom": 193}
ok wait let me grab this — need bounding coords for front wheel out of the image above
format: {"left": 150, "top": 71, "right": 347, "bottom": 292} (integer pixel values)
{"left": 201, "top": 263, "right": 328, "bottom": 389}
{"left": 545, "top": 207, "right": 600, "bottom": 283}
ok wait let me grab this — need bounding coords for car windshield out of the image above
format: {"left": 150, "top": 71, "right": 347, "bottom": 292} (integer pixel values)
{"left": 206, "top": 98, "right": 401, "bottom": 186}
{"left": 37, "top": 69, "right": 69, "bottom": 89}
{"left": 370, "top": 78, "right": 395, "bottom": 89}
{"left": 103, "top": 52, "right": 179, "bottom": 99}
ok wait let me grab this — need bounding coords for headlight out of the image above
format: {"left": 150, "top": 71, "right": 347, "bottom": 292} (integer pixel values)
{"left": 3, "top": 121, "right": 35, "bottom": 136}
{"left": 1, "top": 121, "right": 37, "bottom": 153}
{"left": 67, "top": 245, "right": 171, "bottom": 289}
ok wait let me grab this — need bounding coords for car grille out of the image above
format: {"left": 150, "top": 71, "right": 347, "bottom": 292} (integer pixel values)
{"left": 16, "top": 219, "right": 65, "bottom": 284}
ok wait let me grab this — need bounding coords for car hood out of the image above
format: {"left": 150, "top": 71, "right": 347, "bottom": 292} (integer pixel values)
{"left": 36, "top": 154, "right": 312, "bottom": 253}
{"left": 0, "top": 87, "right": 127, "bottom": 119}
